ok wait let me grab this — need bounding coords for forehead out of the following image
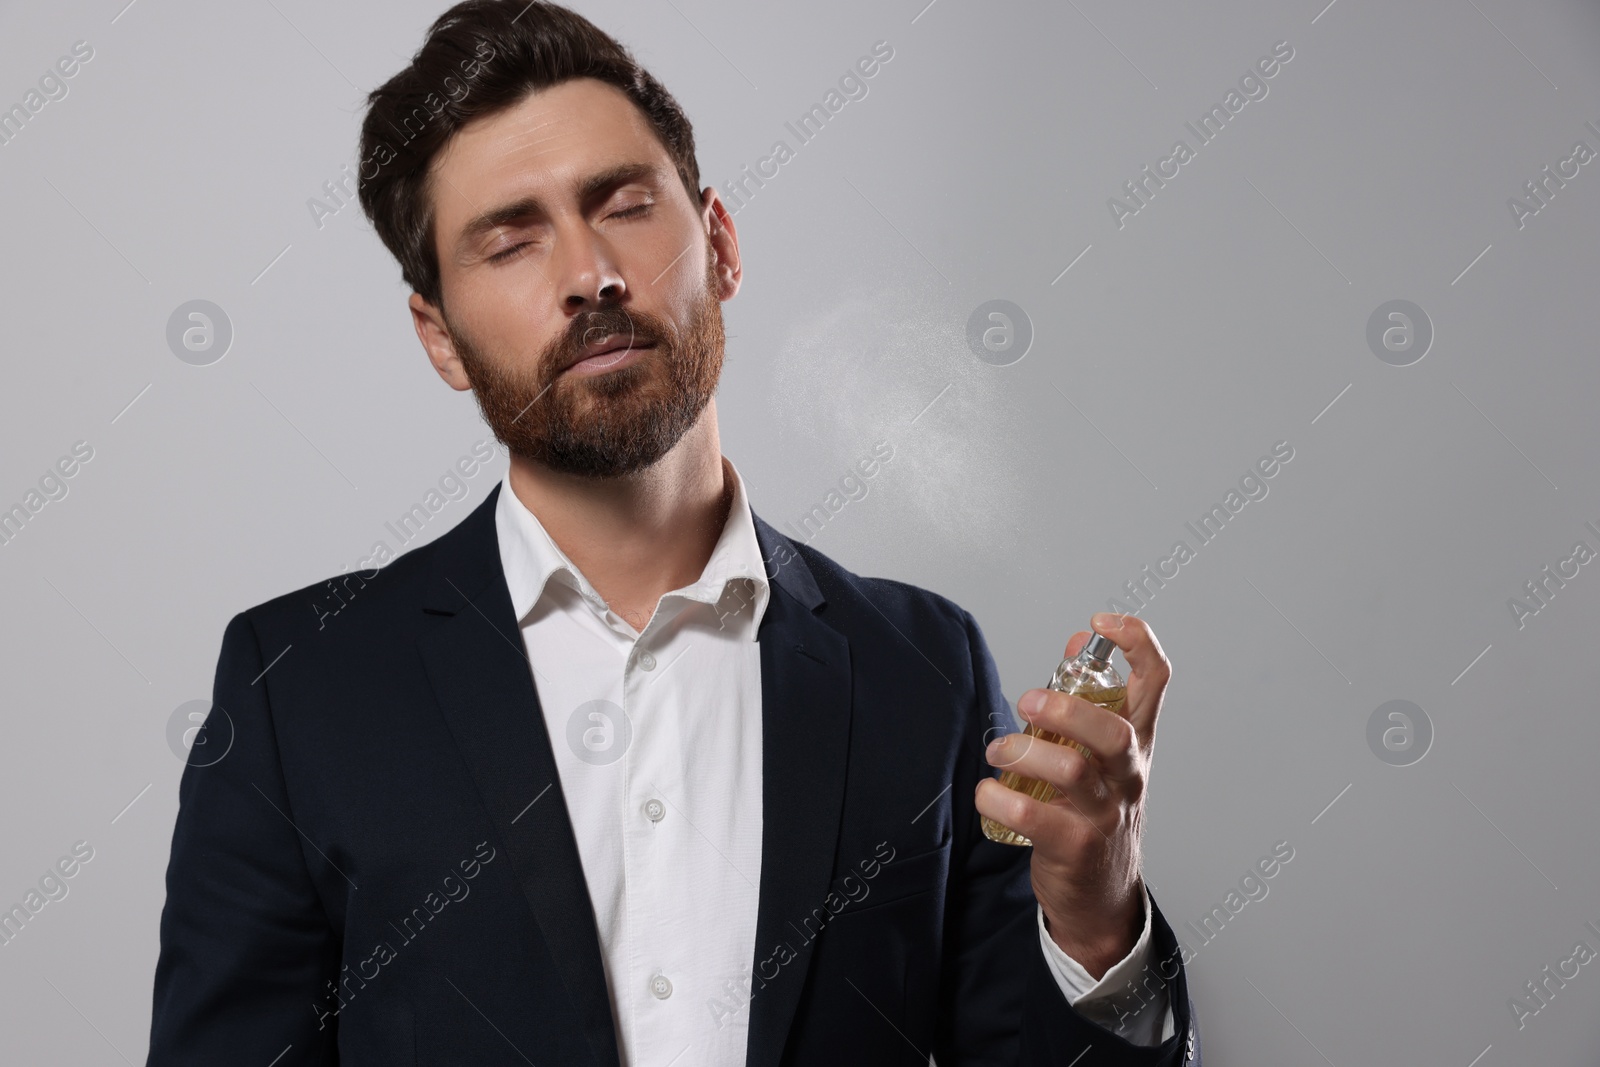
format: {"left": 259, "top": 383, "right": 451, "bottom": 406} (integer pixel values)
{"left": 428, "top": 77, "right": 675, "bottom": 233}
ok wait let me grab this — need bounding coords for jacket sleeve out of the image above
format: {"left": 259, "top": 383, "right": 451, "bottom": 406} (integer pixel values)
{"left": 932, "top": 607, "right": 1199, "bottom": 1066}
{"left": 146, "top": 612, "right": 341, "bottom": 1066}
{"left": 1037, "top": 889, "right": 1173, "bottom": 1044}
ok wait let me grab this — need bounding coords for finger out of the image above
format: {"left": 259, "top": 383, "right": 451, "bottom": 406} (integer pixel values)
{"left": 1016, "top": 688, "right": 1138, "bottom": 782}
{"left": 985, "top": 724, "right": 1111, "bottom": 810}
{"left": 1087, "top": 612, "right": 1171, "bottom": 740}
{"left": 975, "top": 773, "right": 1112, "bottom": 851}
{"left": 1059, "top": 626, "right": 1141, "bottom": 762}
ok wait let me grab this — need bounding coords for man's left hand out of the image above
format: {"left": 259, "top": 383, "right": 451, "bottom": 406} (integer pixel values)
{"left": 973, "top": 611, "right": 1171, "bottom": 980}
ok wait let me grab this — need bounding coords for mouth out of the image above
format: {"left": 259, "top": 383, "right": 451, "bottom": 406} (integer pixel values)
{"left": 561, "top": 336, "right": 657, "bottom": 377}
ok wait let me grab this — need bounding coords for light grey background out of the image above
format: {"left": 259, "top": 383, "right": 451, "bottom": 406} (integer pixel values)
{"left": 3, "top": 0, "right": 1599, "bottom": 1062}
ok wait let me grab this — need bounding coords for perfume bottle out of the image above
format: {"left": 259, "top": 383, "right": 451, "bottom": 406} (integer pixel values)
{"left": 980, "top": 631, "right": 1127, "bottom": 847}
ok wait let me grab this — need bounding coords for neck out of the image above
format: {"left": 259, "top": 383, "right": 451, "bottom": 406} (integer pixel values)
{"left": 504, "top": 405, "right": 732, "bottom": 632}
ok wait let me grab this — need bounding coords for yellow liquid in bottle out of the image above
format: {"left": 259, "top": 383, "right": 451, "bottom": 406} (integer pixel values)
{"left": 980, "top": 683, "right": 1127, "bottom": 847}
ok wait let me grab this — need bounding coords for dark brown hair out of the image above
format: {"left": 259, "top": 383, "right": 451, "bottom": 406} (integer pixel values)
{"left": 357, "top": 0, "right": 702, "bottom": 309}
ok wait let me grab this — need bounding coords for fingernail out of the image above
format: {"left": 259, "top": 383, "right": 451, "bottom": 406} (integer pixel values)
{"left": 1020, "top": 690, "right": 1046, "bottom": 716}
{"left": 1092, "top": 612, "right": 1124, "bottom": 630}
{"left": 986, "top": 738, "right": 1004, "bottom": 761}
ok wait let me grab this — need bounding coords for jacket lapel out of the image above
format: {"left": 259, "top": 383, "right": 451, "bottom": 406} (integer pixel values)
{"left": 743, "top": 513, "right": 854, "bottom": 1067}
{"left": 416, "top": 483, "right": 619, "bottom": 1067}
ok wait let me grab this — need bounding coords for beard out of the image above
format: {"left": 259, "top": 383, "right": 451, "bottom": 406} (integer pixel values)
{"left": 447, "top": 256, "right": 724, "bottom": 478}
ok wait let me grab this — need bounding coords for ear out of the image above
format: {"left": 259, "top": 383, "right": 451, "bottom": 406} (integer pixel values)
{"left": 700, "top": 187, "right": 742, "bottom": 301}
{"left": 410, "top": 292, "right": 473, "bottom": 391}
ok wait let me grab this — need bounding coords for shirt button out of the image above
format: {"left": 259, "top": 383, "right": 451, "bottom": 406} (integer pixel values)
{"left": 643, "top": 798, "right": 666, "bottom": 822}
{"left": 637, "top": 650, "right": 657, "bottom": 671}
{"left": 649, "top": 973, "right": 672, "bottom": 999}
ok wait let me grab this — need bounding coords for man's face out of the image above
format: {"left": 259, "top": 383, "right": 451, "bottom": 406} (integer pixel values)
{"left": 418, "top": 77, "right": 732, "bottom": 478}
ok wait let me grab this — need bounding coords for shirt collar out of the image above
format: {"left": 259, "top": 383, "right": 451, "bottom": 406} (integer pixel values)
{"left": 494, "top": 454, "right": 771, "bottom": 641}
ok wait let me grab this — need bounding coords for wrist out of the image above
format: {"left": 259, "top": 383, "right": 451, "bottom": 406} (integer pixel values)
{"left": 1041, "top": 891, "right": 1143, "bottom": 981}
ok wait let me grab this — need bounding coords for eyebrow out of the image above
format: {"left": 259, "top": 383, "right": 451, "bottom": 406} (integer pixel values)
{"left": 453, "top": 161, "right": 665, "bottom": 255}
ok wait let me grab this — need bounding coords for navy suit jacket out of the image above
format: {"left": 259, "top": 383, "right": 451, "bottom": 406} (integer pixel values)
{"left": 147, "top": 483, "right": 1199, "bottom": 1065}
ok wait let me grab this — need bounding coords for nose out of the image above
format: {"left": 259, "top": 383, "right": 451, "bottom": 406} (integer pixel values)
{"left": 558, "top": 225, "right": 627, "bottom": 312}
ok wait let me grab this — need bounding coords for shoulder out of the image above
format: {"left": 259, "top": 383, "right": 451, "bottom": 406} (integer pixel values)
{"left": 767, "top": 529, "right": 1000, "bottom": 759}
{"left": 770, "top": 526, "right": 977, "bottom": 651}
{"left": 227, "top": 529, "right": 444, "bottom": 653}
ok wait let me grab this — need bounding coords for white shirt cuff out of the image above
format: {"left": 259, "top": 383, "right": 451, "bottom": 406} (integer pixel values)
{"left": 1035, "top": 883, "right": 1176, "bottom": 1045}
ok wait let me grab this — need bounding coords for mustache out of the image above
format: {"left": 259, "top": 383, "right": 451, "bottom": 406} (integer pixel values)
{"left": 563, "top": 308, "right": 660, "bottom": 366}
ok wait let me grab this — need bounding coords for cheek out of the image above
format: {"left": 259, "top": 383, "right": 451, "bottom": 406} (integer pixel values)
{"left": 638, "top": 212, "right": 713, "bottom": 300}
{"left": 656, "top": 248, "right": 712, "bottom": 311}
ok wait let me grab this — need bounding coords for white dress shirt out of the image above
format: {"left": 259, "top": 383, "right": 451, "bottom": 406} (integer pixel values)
{"left": 493, "top": 454, "right": 1172, "bottom": 1063}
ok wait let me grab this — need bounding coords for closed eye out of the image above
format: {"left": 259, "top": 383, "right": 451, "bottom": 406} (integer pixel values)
{"left": 609, "top": 202, "right": 653, "bottom": 221}
{"left": 486, "top": 203, "right": 653, "bottom": 264}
